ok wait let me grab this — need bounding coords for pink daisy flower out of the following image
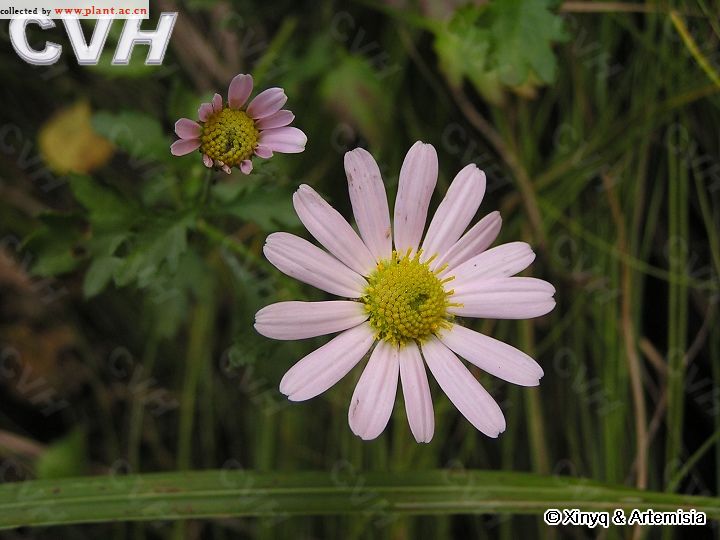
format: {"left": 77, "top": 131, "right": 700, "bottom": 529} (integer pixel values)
{"left": 254, "top": 142, "right": 555, "bottom": 442}
{"left": 170, "top": 73, "right": 307, "bottom": 175}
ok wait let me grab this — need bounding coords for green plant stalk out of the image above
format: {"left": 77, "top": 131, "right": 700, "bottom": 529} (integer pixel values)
{"left": 196, "top": 219, "right": 269, "bottom": 270}
{"left": 521, "top": 321, "right": 549, "bottom": 475}
{"left": 669, "top": 10, "right": 720, "bottom": 88}
{"left": 665, "top": 123, "right": 689, "bottom": 489}
{"left": 252, "top": 17, "right": 298, "bottom": 86}
{"left": 713, "top": 333, "right": 720, "bottom": 498}
{"left": 177, "top": 302, "right": 215, "bottom": 470}
{"left": 539, "top": 200, "right": 715, "bottom": 292}
{"left": 0, "top": 470, "right": 718, "bottom": 529}
{"left": 667, "top": 428, "right": 720, "bottom": 493}
{"left": 173, "top": 300, "right": 215, "bottom": 540}
{"left": 128, "top": 338, "right": 159, "bottom": 472}
{"left": 128, "top": 338, "right": 159, "bottom": 540}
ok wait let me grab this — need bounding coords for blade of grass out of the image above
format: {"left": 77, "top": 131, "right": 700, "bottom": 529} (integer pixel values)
{"left": 669, "top": 10, "right": 720, "bottom": 89}
{"left": 665, "top": 119, "right": 689, "bottom": 490}
{"left": 667, "top": 429, "right": 720, "bottom": 493}
{"left": 1, "top": 470, "right": 720, "bottom": 529}
{"left": 603, "top": 173, "right": 648, "bottom": 489}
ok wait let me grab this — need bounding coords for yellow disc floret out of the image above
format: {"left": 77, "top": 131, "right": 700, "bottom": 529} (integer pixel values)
{"left": 200, "top": 108, "right": 259, "bottom": 166}
{"left": 362, "top": 250, "right": 458, "bottom": 346}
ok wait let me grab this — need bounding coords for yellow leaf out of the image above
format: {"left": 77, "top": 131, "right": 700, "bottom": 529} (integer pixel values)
{"left": 39, "top": 101, "right": 114, "bottom": 174}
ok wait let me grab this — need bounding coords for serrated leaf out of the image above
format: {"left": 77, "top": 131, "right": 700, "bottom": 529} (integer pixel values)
{"left": 434, "top": 1, "right": 566, "bottom": 103}
{"left": 434, "top": 6, "right": 505, "bottom": 104}
{"left": 113, "top": 214, "right": 193, "bottom": 289}
{"left": 83, "top": 256, "right": 122, "bottom": 298}
{"left": 488, "top": 0, "right": 567, "bottom": 86}
{"left": 435, "top": 6, "right": 490, "bottom": 87}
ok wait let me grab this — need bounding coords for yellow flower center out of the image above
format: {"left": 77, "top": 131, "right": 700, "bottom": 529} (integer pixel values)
{"left": 200, "top": 108, "right": 259, "bottom": 166}
{"left": 362, "top": 250, "right": 458, "bottom": 346}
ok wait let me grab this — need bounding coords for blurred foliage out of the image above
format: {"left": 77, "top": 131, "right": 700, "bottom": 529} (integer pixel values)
{"left": 36, "top": 428, "right": 87, "bottom": 479}
{"left": 0, "top": 0, "right": 719, "bottom": 538}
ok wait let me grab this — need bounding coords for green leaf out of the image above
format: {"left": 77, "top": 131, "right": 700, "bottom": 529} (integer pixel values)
{"left": 487, "top": 0, "right": 567, "bottom": 86}
{"left": 68, "top": 175, "right": 138, "bottom": 229}
{"left": 92, "top": 111, "right": 171, "bottom": 162}
{"left": 35, "top": 429, "right": 86, "bottom": 480}
{"left": 435, "top": 10, "right": 489, "bottom": 87}
{"left": 83, "top": 256, "right": 122, "bottom": 298}
{"left": 23, "top": 213, "right": 85, "bottom": 277}
{"left": 219, "top": 186, "right": 300, "bottom": 230}
{"left": 113, "top": 214, "right": 193, "bottom": 288}
{"left": 434, "top": 1, "right": 566, "bottom": 103}
{"left": 0, "top": 470, "right": 719, "bottom": 529}
{"left": 144, "top": 250, "right": 211, "bottom": 338}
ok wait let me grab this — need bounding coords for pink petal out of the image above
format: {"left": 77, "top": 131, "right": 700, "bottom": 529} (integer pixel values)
{"left": 344, "top": 148, "right": 392, "bottom": 263}
{"left": 222, "top": 165, "right": 232, "bottom": 175}
{"left": 254, "top": 300, "right": 368, "bottom": 340}
{"left": 433, "top": 212, "right": 502, "bottom": 273}
{"left": 263, "top": 232, "right": 368, "bottom": 298}
{"left": 175, "top": 118, "right": 201, "bottom": 139}
{"left": 399, "top": 342, "right": 434, "bottom": 443}
{"left": 240, "top": 160, "right": 253, "bottom": 174}
{"left": 256, "top": 109, "right": 295, "bottom": 130}
{"left": 279, "top": 323, "right": 375, "bottom": 401}
{"left": 348, "top": 341, "right": 399, "bottom": 440}
{"left": 202, "top": 154, "right": 213, "bottom": 168}
{"left": 254, "top": 145, "right": 273, "bottom": 159}
{"left": 293, "top": 184, "right": 376, "bottom": 275}
{"left": 450, "top": 242, "right": 535, "bottom": 287}
{"left": 228, "top": 73, "right": 253, "bottom": 109}
{"left": 393, "top": 142, "right": 438, "bottom": 254}
{"left": 212, "top": 93, "right": 223, "bottom": 112}
{"left": 259, "top": 127, "right": 307, "bottom": 154}
{"left": 247, "top": 88, "right": 287, "bottom": 119}
{"left": 198, "top": 103, "right": 213, "bottom": 121}
{"left": 170, "top": 138, "right": 200, "bottom": 156}
{"left": 421, "top": 164, "right": 486, "bottom": 260}
{"left": 439, "top": 324, "right": 544, "bottom": 386}
{"left": 422, "top": 337, "right": 506, "bottom": 438}
{"left": 449, "top": 277, "right": 556, "bottom": 319}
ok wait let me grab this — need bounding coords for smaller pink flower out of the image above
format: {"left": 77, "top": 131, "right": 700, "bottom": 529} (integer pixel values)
{"left": 170, "top": 74, "right": 307, "bottom": 175}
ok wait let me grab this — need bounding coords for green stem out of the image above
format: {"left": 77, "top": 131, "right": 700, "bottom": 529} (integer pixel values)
{"left": 176, "top": 302, "right": 215, "bottom": 470}
{"left": 252, "top": 17, "right": 298, "bottom": 86}
{"left": 1, "top": 470, "right": 718, "bottom": 529}
{"left": 665, "top": 120, "right": 689, "bottom": 489}
{"left": 173, "top": 302, "right": 215, "bottom": 540}
{"left": 128, "top": 338, "right": 159, "bottom": 472}
{"left": 196, "top": 219, "right": 267, "bottom": 268}
{"left": 521, "top": 321, "right": 550, "bottom": 475}
{"left": 667, "top": 429, "right": 720, "bottom": 493}
{"left": 669, "top": 10, "right": 720, "bottom": 88}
